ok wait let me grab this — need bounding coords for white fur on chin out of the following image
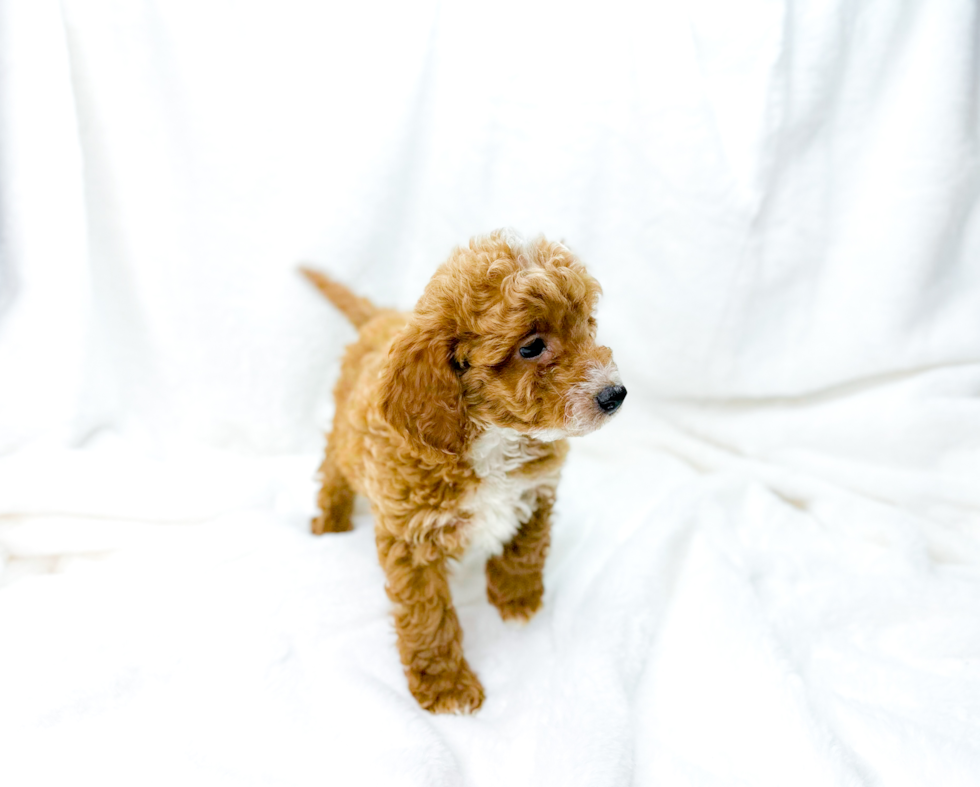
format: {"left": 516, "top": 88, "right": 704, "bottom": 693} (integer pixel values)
{"left": 528, "top": 428, "right": 568, "bottom": 442}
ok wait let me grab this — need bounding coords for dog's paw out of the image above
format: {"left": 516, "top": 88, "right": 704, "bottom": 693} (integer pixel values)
{"left": 487, "top": 574, "right": 543, "bottom": 624}
{"left": 411, "top": 662, "right": 485, "bottom": 715}
{"left": 310, "top": 513, "right": 352, "bottom": 535}
{"left": 493, "top": 591, "right": 543, "bottom": 624}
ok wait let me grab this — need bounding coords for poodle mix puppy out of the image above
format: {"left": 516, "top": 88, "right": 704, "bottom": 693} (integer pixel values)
{"left": 302, "top": 230, "right": 626, "bottom": 714}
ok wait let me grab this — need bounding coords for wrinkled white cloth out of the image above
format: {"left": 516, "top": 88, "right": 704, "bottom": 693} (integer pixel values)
{"left": 1, "top": 0, "right": 978, "bottom": 785}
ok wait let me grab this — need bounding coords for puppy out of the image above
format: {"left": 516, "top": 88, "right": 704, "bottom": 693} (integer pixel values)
{"left": 302, "top": 230, "right": 625, "bottom": 713}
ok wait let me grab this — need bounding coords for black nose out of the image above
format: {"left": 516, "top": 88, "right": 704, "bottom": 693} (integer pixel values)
{"left": 596, "top": 385, "right": 627, "bottom": 413}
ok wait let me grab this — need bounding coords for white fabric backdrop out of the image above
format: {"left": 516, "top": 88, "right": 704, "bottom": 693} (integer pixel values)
{"left": 1, "top": 0, "right": 978, "bottom": 785}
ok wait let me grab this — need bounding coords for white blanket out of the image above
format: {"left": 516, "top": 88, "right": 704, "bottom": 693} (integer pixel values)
{"left": 1, "top": 0, "right": 978, "bottom": 784}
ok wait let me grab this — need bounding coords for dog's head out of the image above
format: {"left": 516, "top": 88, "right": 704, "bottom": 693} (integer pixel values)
{"left": 379, "top": 230, "right": 625, "bottom": 454}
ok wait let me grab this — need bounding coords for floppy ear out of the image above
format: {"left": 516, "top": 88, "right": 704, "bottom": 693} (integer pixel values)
{"left": 379, "top": 316, "right": 466, "bottom": 455}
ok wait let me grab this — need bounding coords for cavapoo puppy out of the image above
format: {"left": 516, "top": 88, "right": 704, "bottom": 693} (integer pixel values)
{"left": 301, "top": 230, "right": 625, "bottom": 713}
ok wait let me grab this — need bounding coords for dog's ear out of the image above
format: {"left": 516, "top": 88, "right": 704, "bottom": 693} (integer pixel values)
{"left": 379, "top": 315, "right": 466, "bottom": 455}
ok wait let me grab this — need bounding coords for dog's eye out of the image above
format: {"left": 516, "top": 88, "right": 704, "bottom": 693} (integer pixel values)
{"left": 519, "top": 337, "right": 547, "bottom": 359}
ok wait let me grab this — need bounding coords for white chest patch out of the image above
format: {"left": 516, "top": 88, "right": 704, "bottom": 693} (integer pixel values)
{"left": 461, "top": 426, "right": 552, "bottom": 557}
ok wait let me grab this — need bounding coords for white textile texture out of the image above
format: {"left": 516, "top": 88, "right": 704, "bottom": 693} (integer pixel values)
{"left": 0, "top": 1, "right": 978, "bottom": 785}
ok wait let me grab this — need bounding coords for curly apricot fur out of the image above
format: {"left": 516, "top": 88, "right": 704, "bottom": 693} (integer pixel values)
{"left": 305, "top": 230, "right": 622, "bottom": 713}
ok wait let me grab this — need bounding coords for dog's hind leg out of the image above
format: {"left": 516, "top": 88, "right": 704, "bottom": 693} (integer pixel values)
{"left": 312, "top": 444, "right": 354, "bottom": 534}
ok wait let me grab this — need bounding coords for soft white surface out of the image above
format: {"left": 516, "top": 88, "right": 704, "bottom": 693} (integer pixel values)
{"left": 1, "top": 0, "right": 979, "bottom": 785}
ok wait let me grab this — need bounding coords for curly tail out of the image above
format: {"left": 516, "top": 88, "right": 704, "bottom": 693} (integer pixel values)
{"left": 299, "top": 267, "right": 380, "bottom": 329}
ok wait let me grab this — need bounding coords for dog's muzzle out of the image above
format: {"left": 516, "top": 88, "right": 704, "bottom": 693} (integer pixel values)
{"left": 596, "top": 385, "right": 627, "bottom": 413}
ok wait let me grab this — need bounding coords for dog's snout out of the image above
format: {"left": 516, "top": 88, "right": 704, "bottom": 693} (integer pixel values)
{"left": 596, "top": 385, "right": 627, "bottom": 413}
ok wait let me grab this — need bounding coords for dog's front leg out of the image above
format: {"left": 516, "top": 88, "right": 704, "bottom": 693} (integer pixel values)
{"left": 486, "top": 491, "right": 554, "bottom": 623}
{"left": 375, "top": 526, "right": 484, "bottom": 714}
